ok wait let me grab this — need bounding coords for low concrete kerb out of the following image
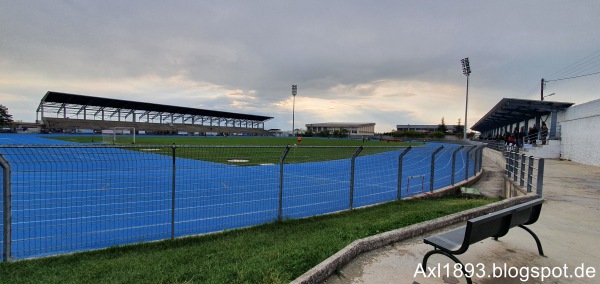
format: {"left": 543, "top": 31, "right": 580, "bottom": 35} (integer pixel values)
{"left": 291, "top": 195, "right": 539, "bottom": 284}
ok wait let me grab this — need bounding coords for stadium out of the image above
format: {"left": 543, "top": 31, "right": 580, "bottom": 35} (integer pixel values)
{"left": 1, "top": 90, "right": 598, "bottom": 283}
{"left": 0, "top": 90, "right": 491, "bottom": 259}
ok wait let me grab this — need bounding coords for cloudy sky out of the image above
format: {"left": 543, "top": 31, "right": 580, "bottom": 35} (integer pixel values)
{"left": 2, "top": 1, "right": 599, "bottom": 132}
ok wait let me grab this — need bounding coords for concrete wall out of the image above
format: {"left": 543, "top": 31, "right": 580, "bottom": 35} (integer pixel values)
{"left": 559, "top": 98, "right": 600, "bottom": 167}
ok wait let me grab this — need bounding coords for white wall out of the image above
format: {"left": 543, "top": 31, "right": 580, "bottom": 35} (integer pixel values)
{"left": 559, "top": 98, "right": 600, "bottom": 167}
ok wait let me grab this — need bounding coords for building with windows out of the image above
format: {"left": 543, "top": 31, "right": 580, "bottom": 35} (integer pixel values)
{"left": 305, "top": 122, "right": 375, "bottom": 137}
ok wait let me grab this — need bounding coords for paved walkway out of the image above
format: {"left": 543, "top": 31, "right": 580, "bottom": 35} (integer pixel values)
{"left": 324, "top": 158, "right": 600, "bottom": 283}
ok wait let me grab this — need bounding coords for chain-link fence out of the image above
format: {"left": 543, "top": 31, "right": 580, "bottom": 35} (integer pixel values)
{"left": 1, "top": 143, "right": 483, "bottom": 261}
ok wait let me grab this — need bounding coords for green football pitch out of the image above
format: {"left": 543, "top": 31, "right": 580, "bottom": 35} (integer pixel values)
{"left": 52, "top": 135, "right": 416, "bottom": 147}
{"left": 51, "top": 135, "right": 420, "bottom": 165}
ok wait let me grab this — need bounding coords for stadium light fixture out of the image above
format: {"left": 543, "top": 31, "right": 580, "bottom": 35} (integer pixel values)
{"left": 461, "top": 58, "right": 471, "bottom": 140}
{"left": 292, "top": 85, "right": 297, "bottom": 135}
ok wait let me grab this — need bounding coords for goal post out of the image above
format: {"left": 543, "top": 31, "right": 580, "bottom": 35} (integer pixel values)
{"left": 101, "top": 127, "right": 136, "bottom": 144}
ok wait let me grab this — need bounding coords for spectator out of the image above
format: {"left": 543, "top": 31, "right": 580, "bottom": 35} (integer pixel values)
{"left": 518, "top": 126, "right": 525, "bottom": 147}
{"left": 540, "top": 122, "right": 548, "bottom": 145}
{"left": 529, "top": 125, "right": 538, "bottom": 144}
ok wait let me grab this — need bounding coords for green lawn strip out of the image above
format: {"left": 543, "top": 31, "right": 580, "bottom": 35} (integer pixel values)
{"left": 0, "top": 197, "right": 497, "bottom": 284}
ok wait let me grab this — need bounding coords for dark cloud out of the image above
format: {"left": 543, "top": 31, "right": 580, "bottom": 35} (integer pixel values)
{"left": 1, "top": 1, "right": 599, "bottom": 131}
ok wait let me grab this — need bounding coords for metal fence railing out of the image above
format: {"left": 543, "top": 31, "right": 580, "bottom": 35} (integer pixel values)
{"left": 504, "top": 151, "right": 544, "bottom": 196}
{"left": 479, "top": 141, "right": 545, "bottom": 196}
{"left": 0, "top": 143, "right": 483, "bottom": 261}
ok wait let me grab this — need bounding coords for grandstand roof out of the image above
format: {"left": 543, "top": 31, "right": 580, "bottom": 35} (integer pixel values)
{"left": 39, "top": 91, "right": 273, "bottom": 121}
{"left": 470, "top": 98, "right": 573, "bottom": 132}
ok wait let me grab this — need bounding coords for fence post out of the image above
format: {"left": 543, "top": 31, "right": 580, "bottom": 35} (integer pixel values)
{"left": 512, "top": 152, "right": 519, "bottom": 182}
{"left": 451, "top": 146, "right": 465, "bottom": 186}
{"left": 478, "top": 144, "right": 487, "bottom": 173}
{"left": 349, "top": 146, "right": 364, "bottom": 210}
{"left": 278, "top": 145, "right": 291, "bottom": 221}
{"left": 536, "top": 158, "right": 545, "bottom": 197}
{"left": 397, "top": 147, "right": 412, "bottom": 201}
{"left": 519, "top": 154, "right": 526, "bottom": 187}
{"left": 0, "top": 154, "right": 11, "bottom": 262}
{"left": 465, "top": 146, "right": 476, "bottom": 181}
{"left": 508, "top": 151, "right": 515, "bottom": 179}
{"left": 474, "top": 145, "right": 484, "bottom": 175}
{"left": 171, "top": 144, "right": 176, "bottom": 240}
{"left": 527, "top": 156, "right": 534, "bottom": 193}
{"left": 505, "top": 151, "right": 510, "bottom": 177}
{"left": 429, "top": 146, "right": 444, "bottom": 192}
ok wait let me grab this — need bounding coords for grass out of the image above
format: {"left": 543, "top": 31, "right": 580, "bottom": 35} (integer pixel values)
{"left": 0, "top": 196, "right": 497, "bottom": 284}
{"left": 50, "top": 136, "right": 422, "bottom": 165}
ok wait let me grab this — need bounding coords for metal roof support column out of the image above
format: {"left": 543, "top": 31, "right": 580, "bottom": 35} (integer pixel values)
{"left": 535, "top": 116, "right": 541, "bottom": 140}
{"left": 549, "top": 110, "right": 558, "bottom": 140}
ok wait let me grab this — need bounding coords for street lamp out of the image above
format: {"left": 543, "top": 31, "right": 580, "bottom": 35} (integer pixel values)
{"left": 461, "top": 58, "right": 471, "bottom": 140}
{"left": 292, "top": 85, "right": 297, "bottom": 135}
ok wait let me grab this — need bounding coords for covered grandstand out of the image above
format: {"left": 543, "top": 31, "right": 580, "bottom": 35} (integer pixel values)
{"left": 36, "top": 91, "right": 273, "bottom": 135}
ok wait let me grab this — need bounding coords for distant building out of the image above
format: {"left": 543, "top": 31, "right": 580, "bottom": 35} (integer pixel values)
{"left": 267, "top": 129, "right": 290, "bottom": 137}
{"left": 305, "top": 122, "right": 375, "bottom": 137}
{"left": 5, "top": 121, "right": 43, "bottom": 133}
{"left": 396, "top": 124, "right": 456, "bottom": 133}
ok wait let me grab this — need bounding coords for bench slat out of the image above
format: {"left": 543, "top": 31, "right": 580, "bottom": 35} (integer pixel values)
{"left": 424, "top": 227, "right": 466, "bottom": 252}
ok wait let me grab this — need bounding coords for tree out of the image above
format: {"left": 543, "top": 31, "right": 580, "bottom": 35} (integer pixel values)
{"left": 454, "top": 118, "right": 464, "bottom": 135}
{"left": 0, "top": 105, "right": 13, "bottom": 125}
{"left": 437, "top": 117, "right": 448, "bottom": 133}
{"left": 339, "top": 128, "right": 349, "bottom": 138}
{"left": 317, "top": 130, "right": 329, "bottom": 137}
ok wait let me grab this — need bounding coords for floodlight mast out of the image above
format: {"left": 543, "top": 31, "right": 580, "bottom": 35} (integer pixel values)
{"left": 292, "top": 85, "right": 297, "bottom": 135}
{"left": 461, "top": 58, "right": 471, "bottom": 140}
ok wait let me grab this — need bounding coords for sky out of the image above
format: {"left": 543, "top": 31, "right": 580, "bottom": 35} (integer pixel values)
{"left": 1, "top": 1, "right": 600, "bottom": 133}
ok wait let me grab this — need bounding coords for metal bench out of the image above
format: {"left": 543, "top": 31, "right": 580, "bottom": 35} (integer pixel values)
{"left": 421, "top": 199, "right": 544, "bottom": 283}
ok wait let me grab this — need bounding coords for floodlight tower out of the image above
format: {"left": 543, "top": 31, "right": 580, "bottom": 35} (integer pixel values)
{"left": 292, "top": 85, "right": 297, "bottom": 135}
{"left": 461, "top": 58, "right": 471, "bottom": 140}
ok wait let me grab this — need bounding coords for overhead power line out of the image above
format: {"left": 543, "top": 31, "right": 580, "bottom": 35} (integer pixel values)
{"left": 546, "top": 48, "right": 600, "bottom": 80}
{"left": 545, "top": 70, "right": 600, "bottom": 82}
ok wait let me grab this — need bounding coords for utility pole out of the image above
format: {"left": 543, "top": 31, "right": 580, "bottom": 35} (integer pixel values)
{"left": 540, "top": 78, "right": 545, "bottom": 101}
